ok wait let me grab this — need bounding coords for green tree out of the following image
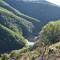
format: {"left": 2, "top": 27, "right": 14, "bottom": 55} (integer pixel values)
{"left": 1, "top": 53, "right": 9, "bottom": 60}
{"left": 35, "top": 20, "right": 60, "bottom": 47}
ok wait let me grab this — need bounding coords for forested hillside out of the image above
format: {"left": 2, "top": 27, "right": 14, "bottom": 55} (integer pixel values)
{"left": 35, "top": 20, "right": 60, "bottom": 47}
{"left": 0, "top": 0, "right": 60, "bottom": 60}
{"left": 0, "top": 0, "right": 41, "bottom": 38}
{"left": 5, "top": 0, "right": 60, "bottom": 27}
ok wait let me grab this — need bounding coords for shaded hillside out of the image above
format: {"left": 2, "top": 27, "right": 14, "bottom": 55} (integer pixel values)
{"left": 0, "top": 0, "right": 40, "bottom": 53}
{"left": 0, "top": 6, "right": 33, "bottom": 37}
{"left": 0, "top": 0, "right": 41, "bottom": 38}
{"left": 0, "top": 23, "right": 28, "bottom": 53}
{"left": 5, "top": 0, "right": 60, "bottom": 29}
{"left": 1, "top": 20, "right": 60, "bottom": 60}
{"left": 0, "top": 1, "right": 32, "bottom": 53}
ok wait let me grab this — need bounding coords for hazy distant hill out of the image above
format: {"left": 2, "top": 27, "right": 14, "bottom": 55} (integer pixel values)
{"left": 1, "top": 0, "right": 41, "bottom": 38}
{"left": 5, "top": 0, "right": 60, "bottom": 25}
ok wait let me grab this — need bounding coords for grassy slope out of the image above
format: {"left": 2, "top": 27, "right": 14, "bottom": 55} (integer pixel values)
{"left": 34, "top": 20, "right": 60, "bottom": 47}
{"left": 0, "top": 0, "right": 41, "bottom": 37}
{"left": 0, "top": 7, "right": 33, "bottom": 33}
{"left": 0, "top": 0, "right": 40, "bottom": 54}
{"left": 0, "top": 23, "right": 28, "bottom": 53}
{"left": 1, "top": 0, "right": 40, "bottom": 23}
{"left": 0, "top": 23, "right": 27, "bottom": 45}
{"left": 0, "top": 3, "right": 31, "bottom": 53}
{"left": 1, "top": 20, "right": 60, "bottom": 60}
{"left": 0, "top": 0, "right": 2, "bottom": 2}
{"left": 49, "top": 42, "right": 60, "bottom": 49}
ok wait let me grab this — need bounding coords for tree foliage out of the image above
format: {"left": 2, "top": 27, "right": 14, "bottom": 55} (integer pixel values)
{"left": 35, "top": 20, "right": 60, "bottom": 47}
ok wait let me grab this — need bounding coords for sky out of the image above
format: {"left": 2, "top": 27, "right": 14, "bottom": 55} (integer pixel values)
{"left": 22, "top": 0, "right": 41, "bottom": 2}
{"left": 46, "top": 0, "right": 60, "bottom": 6}
{"left": 22, "top": 0, "right": 60, "bottom": 6}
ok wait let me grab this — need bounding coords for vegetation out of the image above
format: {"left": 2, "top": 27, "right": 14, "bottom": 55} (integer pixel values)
{"left": 0, "top": 0, "right": 38, "bottom": 53}
{"left": 49, "top": 42, "right": 60, "bottom": 49}
{"left": 0, "top": 6, "right": 34, "bottom": 37}
{"left": 0, "top": 47, "right": 41, "bottom": 60}
{"left": 0, "top": 0, "right": 3, "bottom": 2}
{"left": 0, "top": 19, "right": 60, "bottom": 60}
{"left": 1, "top": 0, "right": 60, "bottom": 60}
{"left": 1, "top": 20, "right": 60, "bottom": 60}
{"left": 0, "top": 23, "right": 29, "bottom": 53}
{"left": 0, "top": 0, "right": 41, "bottom": 38}
{"left": 35, "top": 20, "right": 60, "bottom": 47}
{"left": 1, "top": 53, "right": 9, "bottom": 60}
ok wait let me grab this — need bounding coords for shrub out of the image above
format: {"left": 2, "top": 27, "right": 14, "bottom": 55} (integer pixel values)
{"left": 35, "top": 20, "right": 60, "bottom": 47}
{"left": 1, "top": 53, "right": 9, "bottom": 60}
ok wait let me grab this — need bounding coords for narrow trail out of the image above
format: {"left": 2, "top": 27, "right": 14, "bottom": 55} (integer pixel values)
{"left": 32, "top": 55, "right": 60, "bottom": 60}
{"left": 34, "top": 55, "right": 47, "bottom": 60}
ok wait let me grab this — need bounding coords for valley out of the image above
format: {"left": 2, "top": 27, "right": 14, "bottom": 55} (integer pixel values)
{"left": 0, "top": 0, "right": 60, "bottom": 60}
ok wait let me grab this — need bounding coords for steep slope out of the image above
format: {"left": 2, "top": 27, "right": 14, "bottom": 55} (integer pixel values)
{"left": 0, "top": 23, "right": 28, "bottom": 53}
{"left": 0, "top": 0, "right": 40, "bottom": 37}
{"left": 0, "top": 0, "right": 40, "bottom": 53}
{"left": 5, "top": 0, "right": 60, "bottom": 30}
{"left": 0, "top": 1, "right": 31, "bottom": 53}
{"left": 35, "top": 20, "right": 60, "bottom": 47}
{"left": 0, "top": 6, "right": 33, "bottom": 37}
{"left": 49, "top": 42, "right": 60, "bottom": 49}
{"left": 5, "top": 0, "right": 60, "bottom": 21}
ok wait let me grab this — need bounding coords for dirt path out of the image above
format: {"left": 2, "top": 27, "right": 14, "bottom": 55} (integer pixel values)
{"left": 35, "top": 56, "right": 47, "bottom": 60}
{"left": 32, "top": 55, "right": 60, "bottom": 60}
{"left": 56, "top": 56, "right": 60, "bottom": 60}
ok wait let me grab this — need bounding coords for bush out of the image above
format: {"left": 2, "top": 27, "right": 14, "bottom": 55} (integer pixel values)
{"left": 35, "top": 20, "right": 60, "bottom": 47}
{"left": 1, "top": 53, "right": 9, "bottom": 60}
